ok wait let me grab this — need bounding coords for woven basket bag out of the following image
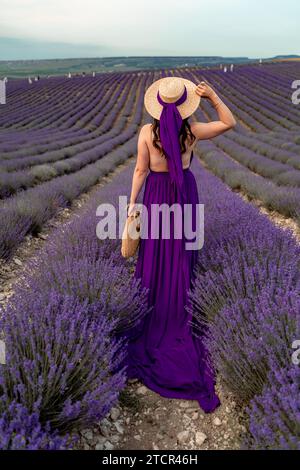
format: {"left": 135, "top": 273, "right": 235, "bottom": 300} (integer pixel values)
{"left": 121, "top": 206, "right": 141, "bottom": 258}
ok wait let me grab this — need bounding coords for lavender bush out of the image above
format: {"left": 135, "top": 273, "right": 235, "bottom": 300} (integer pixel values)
{"left": 0, "top": 401, "right": 74, "bottom": 450}
{"left": 0, "top": 159, "right": 150, "bottom": 447}
{"left": 186, "top": 159, "right": 300, "bottom": 449}
{"left": 0, "top": 292, "right": 127, "bottom": 433}
{"left": 18, "top": 250, "right": 149, "bottom": 335}
{"left": 246, "top": 365, "right": 300, "bottom": 450}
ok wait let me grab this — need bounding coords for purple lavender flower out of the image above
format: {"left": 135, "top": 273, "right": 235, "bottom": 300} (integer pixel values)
{"left": 0, "top": 292, "right": 127, "bottom": 434}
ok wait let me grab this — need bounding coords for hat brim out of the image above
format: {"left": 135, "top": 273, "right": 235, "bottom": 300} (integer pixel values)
{"left": 144, "top": 77, "right": 201, "bottom": 120}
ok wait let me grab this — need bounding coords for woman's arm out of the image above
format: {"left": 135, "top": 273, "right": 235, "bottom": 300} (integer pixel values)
{"left": 192, "top": 81, "right": 237, "bottom": 140}
{"left": 128, "top": 124, "right": 150, "bottom": 215}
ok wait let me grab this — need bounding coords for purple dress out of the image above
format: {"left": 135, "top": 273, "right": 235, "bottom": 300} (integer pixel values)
{"left": 125, "top": 151, "right": 221, "bottom": 413}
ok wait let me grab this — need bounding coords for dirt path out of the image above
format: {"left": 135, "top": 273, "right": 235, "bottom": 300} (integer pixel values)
{"left": 75, "top": 376, "right": 247, "bottom": 451}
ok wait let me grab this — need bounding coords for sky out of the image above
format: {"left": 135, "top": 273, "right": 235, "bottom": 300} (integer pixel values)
{"left": 0, "top": 0, "right": 299, "bottom": 60}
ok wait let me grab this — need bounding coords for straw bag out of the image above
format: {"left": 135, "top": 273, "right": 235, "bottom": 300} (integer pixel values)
{"left": 121, "top": 205, "right": 141, "bottom": 258}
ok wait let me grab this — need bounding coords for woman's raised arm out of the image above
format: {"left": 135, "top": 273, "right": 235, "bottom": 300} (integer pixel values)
{"left": 191, "top": 81, "right": 237, "bottom": 140}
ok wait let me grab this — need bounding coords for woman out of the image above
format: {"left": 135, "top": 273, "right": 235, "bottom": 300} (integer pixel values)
{"left": 125, "top": 76, "right": 236, "bottom": 413}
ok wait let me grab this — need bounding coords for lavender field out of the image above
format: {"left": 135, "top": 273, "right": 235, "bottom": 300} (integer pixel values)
{"left": 0, "top": 63, "right": 299, "bottom": 450}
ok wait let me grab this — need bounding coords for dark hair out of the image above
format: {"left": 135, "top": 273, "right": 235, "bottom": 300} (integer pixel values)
{"left": 151, "top": 118, "right": 196, "bottom": 157}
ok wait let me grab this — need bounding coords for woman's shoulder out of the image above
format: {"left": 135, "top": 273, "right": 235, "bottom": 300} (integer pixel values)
{"left": 140, "top": 123, "right": 153, "bottom": 140}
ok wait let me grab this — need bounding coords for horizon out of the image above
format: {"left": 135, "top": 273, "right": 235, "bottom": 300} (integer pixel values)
{"left": 0, "top": 51, "right": 299, "bottom": 64}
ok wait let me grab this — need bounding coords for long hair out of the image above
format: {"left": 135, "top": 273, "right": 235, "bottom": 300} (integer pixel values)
{"left": 151, "top": 117, "right": 196, "bottom": 158}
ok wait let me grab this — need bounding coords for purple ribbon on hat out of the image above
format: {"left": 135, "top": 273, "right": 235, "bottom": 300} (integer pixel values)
{"left": 157, "top": 85, "right": 188, "bottom": 203}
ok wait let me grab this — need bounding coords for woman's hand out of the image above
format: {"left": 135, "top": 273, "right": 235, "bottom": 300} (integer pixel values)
{"left": 127, "top": 202, "right": 137, "bottom": 216}
{"left": 195, "top": 81, "right": 216, "bottom": 100}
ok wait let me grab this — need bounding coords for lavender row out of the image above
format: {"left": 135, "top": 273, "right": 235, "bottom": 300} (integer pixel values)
{"left": 187, "top": 158, "right": 300, "bottom": 449}
{"left": 196, "top": 142, "right": 300, "bottom": 223}
{"left": 202, "top": 68, "right": 299, "bottom": 127}
{"left": 0, "top": 70, "right": 153, "bottom": 259}
{"left": 0, "top": 161, "right": 150, "bottom": 448}
{"left": 0, "top": 74, "right": 111, "bottom": 129}
{"left": 0, "top": 136, "right": 139, "bottom": 260}
{"left": 0, "top": 74, "right": 132, "bottom": 154}
{"left": 228, "top": 131, "right": 300, "bottom": 168}
{"left": 0, "top": 72, "right": 138, "bottom": 152}
{"left": 189, "top": 68, "right": 298, "bottom": 132}
{"left": 0, "top": 77, "right": 145, "bottom": 197}
{"left": 213, "top": 134, "right": 300, "bottom": 188}
{"left": 255, "top": 132, "right": 300, "bottom": 156}
{"left": 218, "top": 68, "right": 300, "bottom": 124}
{"left": 0, "top": 75, "right": 137, "bottom": 162}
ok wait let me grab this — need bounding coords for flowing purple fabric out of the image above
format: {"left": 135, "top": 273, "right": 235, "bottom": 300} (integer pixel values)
{"left": 116, "top": 86, "right": 221, "bottom": 413}
{"left": 156, "top": 85, "right": 188, "bottom": 204}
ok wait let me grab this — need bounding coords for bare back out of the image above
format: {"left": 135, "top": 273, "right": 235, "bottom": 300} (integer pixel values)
{"left": 144, "top": 123, "right": 198, "bottom": 172}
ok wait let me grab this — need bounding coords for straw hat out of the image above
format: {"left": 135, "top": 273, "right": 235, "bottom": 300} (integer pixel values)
{"left": 144, "top": 76, "right": 201, "bottom": 120}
